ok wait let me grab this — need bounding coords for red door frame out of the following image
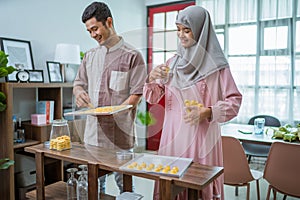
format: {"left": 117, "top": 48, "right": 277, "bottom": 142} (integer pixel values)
{"left": 146, "top": 1, "right": 195, "bottom": 150}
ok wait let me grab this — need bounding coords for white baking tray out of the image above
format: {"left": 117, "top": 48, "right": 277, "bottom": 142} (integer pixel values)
{"left": 64, "top": 105, "right": 133, "bottom": 116}
{"left": 119, "top": 154, "right": 193, "bottom": 177}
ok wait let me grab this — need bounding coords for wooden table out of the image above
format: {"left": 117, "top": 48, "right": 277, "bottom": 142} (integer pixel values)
{"left": 221, "top": 123, "right": 285, "bottom": 145}
{"left": 25, "top": 143, "right": 223, "bottom": 200}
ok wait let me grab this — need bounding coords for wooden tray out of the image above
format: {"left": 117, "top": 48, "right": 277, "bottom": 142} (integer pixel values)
{"left": 64, "top": 105, "right": 132, "bottom": 116}
{"left": 119, "top": 154, "right": 193, "bottom": 177}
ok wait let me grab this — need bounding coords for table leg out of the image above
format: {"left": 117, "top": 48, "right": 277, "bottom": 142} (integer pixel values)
{"left": 123, "top": 174, "right": 132, "bottom": 192}
{"left": 35, "top": 152, "right": 45, "bottom": 200}
{"left": 88, "top": 163, "right": 99, "bottom": 200}
{"left": 159, "top": 177, "right": 172, "bottom": 200}
{"left": 188, "top": 188, "right": 199, "bottom": 200}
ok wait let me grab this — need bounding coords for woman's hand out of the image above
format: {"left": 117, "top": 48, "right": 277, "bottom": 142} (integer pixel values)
{"left": 149, "top": 64, "right": 169, "bottom": 82}
{"left": 184, "top": 106, "right": 212, "bottom": 125}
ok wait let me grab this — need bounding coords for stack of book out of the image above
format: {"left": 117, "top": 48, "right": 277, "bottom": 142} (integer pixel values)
{"left": 36, "top": 100, "right": 54, "bottom": 124}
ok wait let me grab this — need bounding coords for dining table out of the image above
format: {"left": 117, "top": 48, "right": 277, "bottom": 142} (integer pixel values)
{"left": 220, "top": 123, "right": 289, "bottom": 145}
{"left": 25, "top": 143, "right": 223, "bottom": 200}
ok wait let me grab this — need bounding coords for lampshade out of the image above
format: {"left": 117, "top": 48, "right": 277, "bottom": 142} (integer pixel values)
{"left": 54, "top": 43, "right": 81, "bottom": 65}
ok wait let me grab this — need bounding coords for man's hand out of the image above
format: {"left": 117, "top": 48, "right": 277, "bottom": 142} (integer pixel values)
{"left": 73, "top": 87, "right": 92, "bottom": 108}
{"left": 123, "top": 94, "right": 142, "bottom": 107}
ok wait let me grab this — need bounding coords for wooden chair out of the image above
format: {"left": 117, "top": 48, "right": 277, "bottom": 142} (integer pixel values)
{"left": 242, "top": 115, "right": 281, "bottom": 163}
{"left": 264, "top": 142, "right": 300, "bottom": 200}
{"left": 222, "top": 136, "right": 262, "bottom": 200}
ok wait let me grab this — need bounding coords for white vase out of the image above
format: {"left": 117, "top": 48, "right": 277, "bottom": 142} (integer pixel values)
{"left": 64, "top": 65, "right": 78, "bottom": 82}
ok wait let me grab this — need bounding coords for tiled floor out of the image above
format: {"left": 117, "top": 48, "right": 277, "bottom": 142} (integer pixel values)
{"left": 104, "top": 157, "right": 298, "bottom": 200}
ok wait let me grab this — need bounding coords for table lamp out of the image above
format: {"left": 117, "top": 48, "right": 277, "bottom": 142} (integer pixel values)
{"left": 54, "top": 43, "right": 81, "bottom": 82}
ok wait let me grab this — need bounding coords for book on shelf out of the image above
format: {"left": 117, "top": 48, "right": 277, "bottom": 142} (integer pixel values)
{"left": 36, "top": 101, "right": 54, "bottom": 124}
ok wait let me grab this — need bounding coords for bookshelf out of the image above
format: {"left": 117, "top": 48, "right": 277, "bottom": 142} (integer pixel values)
{"left": 0, "top": 82, "right": 73, "bottom": 200}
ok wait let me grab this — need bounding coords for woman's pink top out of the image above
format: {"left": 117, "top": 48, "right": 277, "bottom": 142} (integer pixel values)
{"left": 143, "top": 67, "right": 242, "bottom": 200}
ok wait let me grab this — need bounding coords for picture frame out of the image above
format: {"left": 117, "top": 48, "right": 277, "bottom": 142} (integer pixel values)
{"left": 0, "top": 37, "right": 35, "bottom": 82}
{"left": 28, "top": 70, "right": 44, "bottom": 83}
{"left": 47, "top": 61, "right": 63, "bottom": 83}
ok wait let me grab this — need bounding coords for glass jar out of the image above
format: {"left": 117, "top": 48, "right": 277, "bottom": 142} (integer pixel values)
{"left": 49, "top": 119, "right": 72, "bottom": 151}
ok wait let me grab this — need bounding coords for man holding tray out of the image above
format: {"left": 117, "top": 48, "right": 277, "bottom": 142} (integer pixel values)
{"left": 73, "top": 1, "right": 147, "bottom": 194}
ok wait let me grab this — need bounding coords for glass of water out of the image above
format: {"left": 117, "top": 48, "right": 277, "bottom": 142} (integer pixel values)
{"left": 254, "top": 118, "right": 265, "bottom": 135}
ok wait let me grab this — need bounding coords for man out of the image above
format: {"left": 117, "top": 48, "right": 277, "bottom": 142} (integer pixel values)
{"left": 73, "top": 1, "right": 147, "bottom": 194}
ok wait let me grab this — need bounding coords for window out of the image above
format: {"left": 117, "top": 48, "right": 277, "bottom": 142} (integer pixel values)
{"left": 229, "top": 0, "right": 257, "bottom": 23}
{"left": 228, "top": 25, "right": 257, "bottom": 55}
{"left": 201, "top": 0, "right": 226, "bottom": 25}
{"left": 261, "top": 0, "right": 292, "bottom": 20}
{"left": 199, "top": 0, "right": 299, "bottom": 124}
{"left": 215, "top": 28, "right": 225, "bottom": 51}
{"left": 148, "top": 2, "right": 195, "bottom": 66}
{"left": 263, "top": 26, "right": 288, "bottom": 50}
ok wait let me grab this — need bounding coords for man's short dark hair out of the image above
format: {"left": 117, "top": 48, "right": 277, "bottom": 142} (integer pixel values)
{"left": 82, "top": 2, "right": 112, "bottom": 25}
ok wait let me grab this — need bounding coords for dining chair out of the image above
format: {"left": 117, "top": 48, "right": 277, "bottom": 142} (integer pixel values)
{"left": 242, "top": 115, "right": 281, "bottom": 163}
{"left": 222, "top": 136, "right": 262, "bottom": 200}
{"left": 264, "top": 142, "right": 300, "bottom": 200}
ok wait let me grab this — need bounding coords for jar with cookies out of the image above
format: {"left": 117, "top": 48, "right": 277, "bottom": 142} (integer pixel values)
{"left": 49, "top": 119, "right": 72, "bottom": 151}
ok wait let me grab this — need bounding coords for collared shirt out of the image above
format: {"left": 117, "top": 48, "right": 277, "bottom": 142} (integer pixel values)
{"left": 74, "top": 37, "right": 147, "bottom": 149}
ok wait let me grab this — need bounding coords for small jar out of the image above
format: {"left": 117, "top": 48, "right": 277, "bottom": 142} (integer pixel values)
{"left": 49, "top": 119, "right": 71, "bottom": 151}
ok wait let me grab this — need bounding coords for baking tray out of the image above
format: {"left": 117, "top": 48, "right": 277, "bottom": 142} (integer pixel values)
{"left": 119, "top": 154, "right": 193, "bottom": 177}
{"left": 64, "top": 105, "right": 133, "bottom": 116}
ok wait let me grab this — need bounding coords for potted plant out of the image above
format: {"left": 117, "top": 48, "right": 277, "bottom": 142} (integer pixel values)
{"left": 0, "top": 50, "right": 15, "bottom": 111}
{"left": 0, "top": 50, "right": 16, "bottom": 169}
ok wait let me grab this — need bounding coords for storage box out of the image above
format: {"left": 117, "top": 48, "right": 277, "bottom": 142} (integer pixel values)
{"left": 31, "top": 114, "right": 47, "bottom": 125}
{"left": 15, "top": 169, "right": 36, "bottom": 187}
{"left": 14, "top": 152, "right": 36, "bottom": 173}
{"left": 14, "top": 153, "right": 36, "bottom": 187}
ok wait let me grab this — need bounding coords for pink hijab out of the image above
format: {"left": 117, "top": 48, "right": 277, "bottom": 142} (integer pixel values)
{"left": 170, "top": 6, "right": 228, "bottom": 89}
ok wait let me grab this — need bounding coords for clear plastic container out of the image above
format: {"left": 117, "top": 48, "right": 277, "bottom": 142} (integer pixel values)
{"left": 49, "top": 119, "right": 71, "bottom": 151}
{"left": 116, "top": 192, "right": 143, "bottom": 200}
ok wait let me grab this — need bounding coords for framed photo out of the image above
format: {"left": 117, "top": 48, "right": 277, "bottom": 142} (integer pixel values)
{"left": 0, "top": 37, "right": 34, "bottom": 82}
{"left": 28, "top": 70, "right": 44, "bottom": 83}
{"left": 47, "top": 61, "right": 63, "bottom": 83}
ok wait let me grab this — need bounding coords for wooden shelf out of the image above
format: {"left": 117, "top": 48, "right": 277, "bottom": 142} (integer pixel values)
{"left": 3, "top": 82, "right": 73, "bottom": 89}
{"left": 26, "top": 181, "right": 116, "bottom": 200}
{"left": 13, "top": 139, "right": 40, "bottom": 149}
{"left": 0, "top": 82, "right": 73, "bottom": 200}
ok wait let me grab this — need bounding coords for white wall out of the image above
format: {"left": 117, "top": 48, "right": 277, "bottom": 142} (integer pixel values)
{"left": 0, "top": 0, "right": 147, "bottom": 82}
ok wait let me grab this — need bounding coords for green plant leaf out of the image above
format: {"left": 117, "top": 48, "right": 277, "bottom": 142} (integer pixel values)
{"left": 80, "top": 51, "right": 85, "bottom": 60}
{"left": 0, "top": 51, "right": 9, "bottom": 68}
{"left": 0, "top": 50, "right": 17, "bottom": 113}
{"left": 0, "top": 67, "right": 8, "bottom": 75}
{"left": 0, "top": 158, "right": 15, "bottom": 170}
{"left": 0, "top": 102, "right": 7, "bottom": 112}
{"left": 137, "top": 111, "right": 156, "bottom": 126}
{"left": 0, "top": 91, "right": 6, "bottom": 102}
{"left": 0, "top": 50, "right": 16, "bottom": 78}
{"left": 5, "top": 66, "right": 16, "bottom": 74}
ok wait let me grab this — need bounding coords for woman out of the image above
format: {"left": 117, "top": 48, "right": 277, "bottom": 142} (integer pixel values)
{"left": 143, "top": 6, "right": 242, "bottom": 200}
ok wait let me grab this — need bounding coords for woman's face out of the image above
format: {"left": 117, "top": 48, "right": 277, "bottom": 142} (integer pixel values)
{"left": 176, "top": 24, "right": 195, "bottom": 48}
